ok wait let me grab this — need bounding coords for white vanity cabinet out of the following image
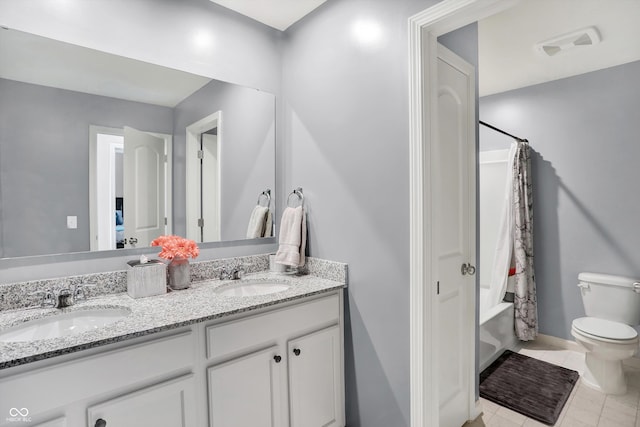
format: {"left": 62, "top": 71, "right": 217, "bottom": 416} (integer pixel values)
{"left": 205, "top": 292, "right": 345, "bottom": 427}
{"left": 0, "top": 290, "right": 344, "bottom": 427}
{"left": 0, "top": 329, "right": 197, "bottom": 427}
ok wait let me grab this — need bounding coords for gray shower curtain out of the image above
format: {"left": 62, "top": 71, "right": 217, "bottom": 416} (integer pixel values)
{"left": 513, "top": 141, "right": 538, "bottom": 341}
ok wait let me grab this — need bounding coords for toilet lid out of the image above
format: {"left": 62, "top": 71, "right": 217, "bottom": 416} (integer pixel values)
{"left": 573, "top": 317, "right": 638, "bottom": 340}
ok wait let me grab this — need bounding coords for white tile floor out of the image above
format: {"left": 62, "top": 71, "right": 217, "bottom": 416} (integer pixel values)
{"left": 466, "top": 342, "right": 640, "bottom": 427}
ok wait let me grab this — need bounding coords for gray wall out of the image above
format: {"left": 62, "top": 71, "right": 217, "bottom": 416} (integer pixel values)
{"left": 173, "top": 80, "right": 275, "bottom": 240}
{"left": 0, "top": 78, "right": 173, "bottom": 258}
{"left": 0, "top": 0, "right": 281, "bottom": 281}
{"left": 480, "top": 60, "right": 640, "bottom": 340}
{"left": 281, "top": 1, "right": 472, "bottom": 425}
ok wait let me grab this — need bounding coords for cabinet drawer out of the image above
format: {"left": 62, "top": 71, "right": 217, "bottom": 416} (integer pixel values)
{"left": 206, "top": 294, "right": 339, "bottom": 360}
{"left": 87, "top": 374, "right": 196, "bottom": 427}
{"left": 0, "top": 330, "right": 194, "bottom": 419}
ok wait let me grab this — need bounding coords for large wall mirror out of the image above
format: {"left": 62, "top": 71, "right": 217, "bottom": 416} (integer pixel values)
{"left": 0, "top": 28, "right": 276, "bottom": 259}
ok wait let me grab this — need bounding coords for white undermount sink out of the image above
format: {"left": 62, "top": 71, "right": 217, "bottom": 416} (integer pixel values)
{"left": 0, "top": 307, "right": 131, "bottom": 342}
{"left": 214, "top": 281, "right": 291, "bottom": 297}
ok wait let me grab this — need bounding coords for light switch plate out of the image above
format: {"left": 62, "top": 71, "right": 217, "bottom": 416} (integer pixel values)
{"left": 67, "top": 216, "right": 78, "bottom": 229}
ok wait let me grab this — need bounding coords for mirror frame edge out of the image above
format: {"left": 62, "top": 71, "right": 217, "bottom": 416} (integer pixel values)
{"left": 0, "top": 237, "right": 276, "bottom": 271}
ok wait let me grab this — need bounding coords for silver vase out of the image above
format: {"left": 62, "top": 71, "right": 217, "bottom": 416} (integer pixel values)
{"left": 167, "top": 257, "right": 191, "bottom": 290}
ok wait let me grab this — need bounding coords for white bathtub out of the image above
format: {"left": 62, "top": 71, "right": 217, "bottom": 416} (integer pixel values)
{"left": 479, "top": 288, "right": 519, "bottom": 371}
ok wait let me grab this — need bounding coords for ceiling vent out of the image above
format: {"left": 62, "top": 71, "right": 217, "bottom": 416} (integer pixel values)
{"left": 535, "top": 26, "right": 601, "bottom": 57}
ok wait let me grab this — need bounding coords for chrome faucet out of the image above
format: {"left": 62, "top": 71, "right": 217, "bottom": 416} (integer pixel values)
{"left": 73, "top": 283, "right": 96, "bottom": 302}
{"left": 30, "top": 289, "right": 55, "bottom": 308}
{"left": 55, "top": 288, "right": 74, "bottom": 308}
{"left": 219, "top": 264, "right": 247, "bottom": 280}
{"left": 30, "top": 284, "right": 96, "bottom": 308}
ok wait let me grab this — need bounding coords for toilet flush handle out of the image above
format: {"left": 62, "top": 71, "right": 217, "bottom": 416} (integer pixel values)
{"left": 577, "top": 282, "right": 589, "bottom": 289}
{"left": 633, "top": 282, "right": 640, "bottom": 293}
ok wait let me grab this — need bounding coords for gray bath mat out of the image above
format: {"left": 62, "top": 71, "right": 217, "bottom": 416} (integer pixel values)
{"left": 479, "top": 350, "right": 579, "bottom": 425}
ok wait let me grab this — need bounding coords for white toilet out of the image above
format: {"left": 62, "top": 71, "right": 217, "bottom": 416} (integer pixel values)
{"left": 572, "top": 272, "right": 640, "bottom": 395}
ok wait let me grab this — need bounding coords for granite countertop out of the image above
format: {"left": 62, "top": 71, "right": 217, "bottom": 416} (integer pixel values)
{"left": 0, "top": 272, "right": 346, "bottom": 369}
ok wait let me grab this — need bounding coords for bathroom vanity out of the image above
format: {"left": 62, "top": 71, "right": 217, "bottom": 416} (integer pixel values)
{"left": 0, "top": 259, "right": 346, "bottom": 427}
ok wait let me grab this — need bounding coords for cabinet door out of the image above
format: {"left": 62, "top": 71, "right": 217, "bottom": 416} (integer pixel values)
{"left": 208, "top": 346, "right": 284, "bottom": 427}
{"left": 87, "top": 374, "right": 196, "bottom": 427}
{"left": 288, "top": 325, "right": 343, "bottom": 427}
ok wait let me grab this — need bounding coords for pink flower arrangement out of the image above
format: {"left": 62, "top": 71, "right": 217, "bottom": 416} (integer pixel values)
{"left": 150, "top": 235, "right": 199, "bottom": 260}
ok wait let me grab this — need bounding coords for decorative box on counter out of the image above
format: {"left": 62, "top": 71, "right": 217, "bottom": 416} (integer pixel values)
{"left": 127, "top": 259, "right": 167, "bottom": 298}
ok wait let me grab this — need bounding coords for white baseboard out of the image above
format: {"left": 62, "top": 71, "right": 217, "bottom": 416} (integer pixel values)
{"left": 535, "top": 333, "right": 584, "bottom": 353}
{"left": 534, "top": 333, "right": 640, "bottom": 370}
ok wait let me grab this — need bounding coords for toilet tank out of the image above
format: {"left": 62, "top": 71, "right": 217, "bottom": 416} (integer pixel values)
{"left": 578, "top": 272, "right": 640, "bottom": 325}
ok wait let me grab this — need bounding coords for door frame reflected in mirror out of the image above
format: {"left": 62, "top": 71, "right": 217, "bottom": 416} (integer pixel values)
{"left": 186, "top": 111, "right": 222, "bottom": 243}
{"left": 89, "top": 125, "right": 173, "bottom": 252}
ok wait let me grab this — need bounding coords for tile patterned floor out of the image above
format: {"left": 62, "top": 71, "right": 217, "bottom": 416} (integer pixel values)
{"left": 465, "top": 342, "right": 640, "bottom": 427}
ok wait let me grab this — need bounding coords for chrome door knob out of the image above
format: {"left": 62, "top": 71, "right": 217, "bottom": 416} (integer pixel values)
{"left": 461, "top": 263, "right": 476, "bottom": 276}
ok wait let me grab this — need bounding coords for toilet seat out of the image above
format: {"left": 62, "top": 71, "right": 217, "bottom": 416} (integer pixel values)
{"left": 572, "top": 317, "right": 638, "bottom": 342}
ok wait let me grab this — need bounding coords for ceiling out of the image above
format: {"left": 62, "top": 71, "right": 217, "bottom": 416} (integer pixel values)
{"left": 206, "top": 0, "right": 640, "bottom": 95}
{"left": 5, "top": 1, "right": 639, "bottom": 103}
{"left": 0, "top": 29, "right": 211, "bottom": 107}
{"left": 209, "top": 0, "right": 327, "bottom": 31}
{"left": 479, "top": 0, "right": 640, "bottom": 96}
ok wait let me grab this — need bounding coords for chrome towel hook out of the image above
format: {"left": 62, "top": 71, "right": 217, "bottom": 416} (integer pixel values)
{"left": 287, "top": 187, "right": 304, "bottom": 208}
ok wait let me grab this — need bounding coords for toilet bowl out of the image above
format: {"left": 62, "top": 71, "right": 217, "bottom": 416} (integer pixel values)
{"left": 573, "top": 272, "right": 640, "bottom": 395}
{"left": 571, "top": 317, "right": 638, "bottom": 394}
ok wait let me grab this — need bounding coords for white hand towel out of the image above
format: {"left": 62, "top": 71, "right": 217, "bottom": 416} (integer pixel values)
{"left": 264, "top": 209, "right": 273, "bottom": 237}
{"left": 275, "top": 206, "right": 306, "bottom": 267}
{"left": 246, "top": 205, "right": 269, "bottom": 238}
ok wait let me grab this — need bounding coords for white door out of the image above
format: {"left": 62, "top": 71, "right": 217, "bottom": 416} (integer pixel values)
{"left": 123, "top": 126, "right": 166, "bottom": 248}
{"left": 435, "top": 44, "right": 476, "bottom": 427}
{"left": 207, "top": 346, "right": 284, "bottom": 427}
{"left": 288, "top": 326, "right": 344, "bottom": 427}
{"left": 87, "top": 374, "right": 196, "bottom": 427}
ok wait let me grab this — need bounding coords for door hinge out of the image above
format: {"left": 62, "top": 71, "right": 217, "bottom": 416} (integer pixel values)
{"left": 197, "top": 150, "right": 204, "bottom": 159}
{"left": 437, "top": 281, "right": 440, "bottom": 295}
{"left": 164, "top": 217, "right": 167, "bottom": 226}
{"left": 198, "top": 218, "right": 204, "bottom": 228}
{"left": 164, "top": 154, "right": 168, "bottom": 163}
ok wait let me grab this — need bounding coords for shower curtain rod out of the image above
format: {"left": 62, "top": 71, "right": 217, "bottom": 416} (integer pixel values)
{"left": 479, "top": 120, "right": 528, "bottom": 143}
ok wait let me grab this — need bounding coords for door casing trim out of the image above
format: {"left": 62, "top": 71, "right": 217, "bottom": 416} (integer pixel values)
{"left": 408, "top": 1, "right": 520, "bottom": 425}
